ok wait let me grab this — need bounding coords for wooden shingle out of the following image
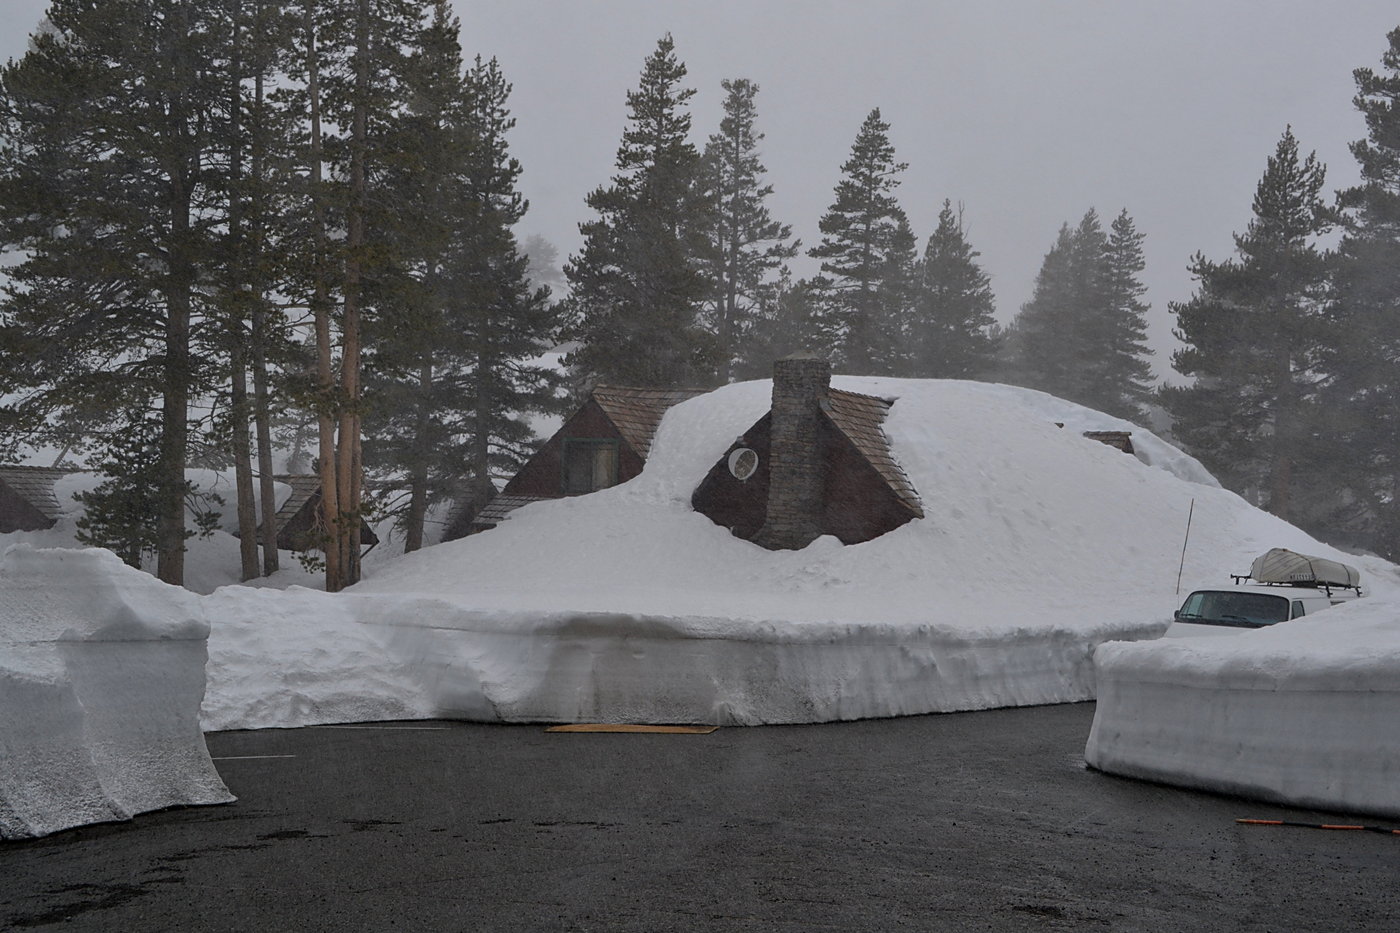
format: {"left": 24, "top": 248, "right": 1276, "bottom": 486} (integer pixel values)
{"left": 822, "top": 390, "right": 924, "bottom": 518}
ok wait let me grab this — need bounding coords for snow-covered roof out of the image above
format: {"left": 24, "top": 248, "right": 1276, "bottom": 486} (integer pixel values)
{"left": 822, "top": 388, "right": 923, "bottom": 519}
{"left": 473, "top": 494, "right": 548, "bottom": 528}
{"left": 590, "top": 385, "right": 707, "bottom": 458}
{"left": 0, "top": 465, "right": 69, "bottom": 523}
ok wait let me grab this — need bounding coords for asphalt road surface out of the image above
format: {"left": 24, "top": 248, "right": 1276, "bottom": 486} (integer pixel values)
{"left": 4, "top": 703, "right": 1399, "bottom": 932}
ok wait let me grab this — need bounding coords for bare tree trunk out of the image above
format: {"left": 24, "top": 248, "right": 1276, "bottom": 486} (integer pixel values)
{"left": 307, "top": 7, "right": 343, "bottom": 592}
{"left": 473, "top": 346, "right": 494, "bottom": 505}
{"left": 228, "top": 1, "right": 260, "bottom": 583}
{"left": 231, "top": 344, "right": 260, "bottom": 581}
{"left": 250, "top": 60, "right": 280, "bottom": 575}
{"left": 1270, "top": 345, "right": 1295, "bottom": 522}
{"left": 404, "top": 359, "right": 433, "bottom": 554}
{"left": 336, "top": 0, "right": 371, "bottom": 586}
{"left": 156, "top": 2, "right": 194, "bottom": 588}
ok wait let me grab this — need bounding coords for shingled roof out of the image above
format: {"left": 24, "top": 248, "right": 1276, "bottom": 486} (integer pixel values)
{"left": 272, "top": 474, "right": 322, "bottom": 533}
{"left": 0, "top": 465, "right": 70, "bottom": 526}
{"left": 471, "top": 494, "right": 549, "bottom": 529}
{"left": 822, "top": 390, "right": 924, "bottom": 518}
{"left": 590, "top": 386, "right": 707, "bottom": 459}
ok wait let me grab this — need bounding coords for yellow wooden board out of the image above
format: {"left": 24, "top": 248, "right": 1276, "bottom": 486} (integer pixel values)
{"left": 545, "top": 723, "right": 719, "bottom": 734}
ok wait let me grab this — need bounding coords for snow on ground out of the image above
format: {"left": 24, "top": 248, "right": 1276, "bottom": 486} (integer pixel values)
{"left": 0, "top": 547, "right": 233, "bottom": 839}
{"left": 10, "top": 377, "right": 1400, "bottom": 819}
{"left": 1086, "top": 596, "right": 1400, "bottom": 819}
{"left": 206, "top": 378, "right": 1400, "bottom": 735}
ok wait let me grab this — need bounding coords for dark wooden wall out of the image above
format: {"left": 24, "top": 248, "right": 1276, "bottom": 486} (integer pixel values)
{"left": 503, "top": 400, "right": 645, "bottom": 499}
{"left": 691, "top": 413, "right": 917, "bottom": 546}
{"left": 0, "top": 482, "right": 53, "bottom": 533}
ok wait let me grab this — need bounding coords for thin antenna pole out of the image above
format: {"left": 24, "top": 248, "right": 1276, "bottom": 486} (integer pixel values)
{"left": 1176, "top": 498, "right": 1195, "bottom": 596}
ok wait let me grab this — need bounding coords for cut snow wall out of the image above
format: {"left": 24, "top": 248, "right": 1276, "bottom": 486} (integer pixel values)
{"left": 1085, "top": 638, "right": 1400, "bottom": 819}
{"left": 1, "top": 546, "right": 234, "bottom": 840}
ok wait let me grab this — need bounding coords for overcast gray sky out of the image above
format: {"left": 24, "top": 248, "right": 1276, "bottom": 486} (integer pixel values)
{"left": 3, "top": 1, "right": 1398, "bottom": 378}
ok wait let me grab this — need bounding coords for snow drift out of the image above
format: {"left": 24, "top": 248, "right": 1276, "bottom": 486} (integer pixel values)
{"left": 1086, "top": 595, "right": 1400, "bottom": 818}
{"left": 0, "top": 546, "right": 233, "bottom": 839}
{"left": 205, "top": 378, "right": 1398, "bottom": 731}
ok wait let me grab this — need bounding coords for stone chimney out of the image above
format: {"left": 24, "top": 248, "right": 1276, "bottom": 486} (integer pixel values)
{"left": 753, "top": 355, "right": 830, "bottom": 550}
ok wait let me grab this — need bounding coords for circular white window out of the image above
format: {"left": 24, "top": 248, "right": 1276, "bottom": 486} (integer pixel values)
{"left": 727, "top": 447, "right": 759, "bottom": 482}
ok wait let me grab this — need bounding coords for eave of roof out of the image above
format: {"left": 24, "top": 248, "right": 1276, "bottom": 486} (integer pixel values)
{"left": 590, "top": 386, "right": 707, "bottom": 459}
{"left": 0, "top": 465, "right": 70, "bottom": 521}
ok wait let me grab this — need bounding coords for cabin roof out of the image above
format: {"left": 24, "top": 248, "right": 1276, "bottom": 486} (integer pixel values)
{"left": 0, "top": 465, "right": 70, "bottom": 522}
{"left": 822, "top": 390, "right": 924, "bottom": 518}
{"left": 472, "top": 494, "right": 550, "bottom": 528}
{"left": 272, "top": 474, "right": 322, "bottom": 530}
{"left": 590, "top": 386, "right": 707, "bottom": 458}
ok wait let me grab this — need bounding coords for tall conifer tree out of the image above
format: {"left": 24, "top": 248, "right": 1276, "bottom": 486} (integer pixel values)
{"left": 694, "top": 79, "right": 799, "bottom": 382}
{"left": 1319, "top": 27, "right": 1400, "bottom": 555}
{"left": 1005, "top": 208, "right": 1153, "bottom": 420}
{"left": 566, "top": 35, "right": 714, "bottom": 388}
{"left": 0, "top": 0, "right": 227, "bottom": 585}
{"left": 808, "top": 108, "right": 915, "bottom": 374}
{"left": 906, "top": 200, "right": 1000, "bottom": 379}
{"left": 1161, "top": 128, "right": 1332, "bottom": 520}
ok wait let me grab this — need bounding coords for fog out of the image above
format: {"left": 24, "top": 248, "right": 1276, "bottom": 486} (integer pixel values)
{"left": 2, "top": 0, "right": 1396, "bottom": 372}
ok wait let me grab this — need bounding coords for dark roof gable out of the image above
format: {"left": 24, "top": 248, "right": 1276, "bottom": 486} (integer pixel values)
{"left": 590, "top": 386, "right": 706, "bottom": 459}
{"left": 822, "top": 390, "right": 923, "bottom": 518}
{"left": 0, "top": 465, "right": 70, "bottom": 523}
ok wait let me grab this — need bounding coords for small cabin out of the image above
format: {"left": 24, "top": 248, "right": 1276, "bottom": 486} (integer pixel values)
{"left": 468, "top": 385, "right": 704, "bottom": 533}
{"left": 0, "top": 465, "right": 69, "bottom": 533}
{"left": 691, "top": 357, "right": 923, "bottom": 549}
{"left": 235, "top": 474, "right": 380, "bottom": 553}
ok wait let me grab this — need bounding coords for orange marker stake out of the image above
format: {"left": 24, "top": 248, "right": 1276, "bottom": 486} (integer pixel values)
{"left": 1237, "top": 818, "right": 1400, "bottom": 835}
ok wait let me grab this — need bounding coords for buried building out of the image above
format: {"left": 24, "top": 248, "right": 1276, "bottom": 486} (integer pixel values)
{"left": 691, "top": 356, "right": 923, "bottom": 549}
{"left": 461, "top": 385, "right": 706, "bottom": 535}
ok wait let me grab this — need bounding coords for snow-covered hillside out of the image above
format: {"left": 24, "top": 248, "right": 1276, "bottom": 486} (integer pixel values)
{"left": 9, "top": 377, "right": 1400, "bottom": 818}
{"left": 194, "top": 378, "right": 1400, "bottom": 731}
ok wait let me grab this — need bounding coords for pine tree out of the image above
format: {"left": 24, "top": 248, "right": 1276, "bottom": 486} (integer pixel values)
{"left": 295, "top": 0, "right": 430, "bottom": 587}
{"left": 694, "top": 79, "right": 799, "bottom": 382}
{"left": 1161, "top": 128, "right": 1332, "bottom": 521}
{"left": 1082, "top": 209, "right": 1155, "bottom": 420}
{"left": 732, "top": 272, "right": 820, "bottom": 380}
{"left": 363, "top": 37, "right": 564, "bottom": 551}
{"left": 1003, "top": 222, "right": 1082, "bottom": 397}
{"left": 808, "top": 108, "right": 915, "bottom": 374}
{"left": 906, "top": 200, "right": 1000, "bottom": 379}
{"left": 1005, "top": 208, "right": 1154, "bottom": 419}
{"left": 1319, "top": 27, "right": 1400, "bottom": 556}
{"left": 360, "top": 0, "right": 472, "bottom": 552}
{"left": 565, "top": 35, "right": 715, "bottom": 388}
{"left": 0, "top": 0, "right": 228, "bottom": 586}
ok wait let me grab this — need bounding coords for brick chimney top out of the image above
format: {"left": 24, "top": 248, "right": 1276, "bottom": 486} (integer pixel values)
{"left": 752, "top": 357, "right": 830, "bottom": 550}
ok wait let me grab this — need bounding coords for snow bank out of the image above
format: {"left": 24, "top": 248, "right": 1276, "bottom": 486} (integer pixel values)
{"left": 0, "top": 546, "right": 233, "bottom": 839}
{"left": 1085, "top": 594, "right": 1400, "bottom": 818}
{"left": 204, "top": 378, "right": 1385, "bottom": 729}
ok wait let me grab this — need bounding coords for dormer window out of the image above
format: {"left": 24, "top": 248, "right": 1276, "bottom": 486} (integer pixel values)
{"left": 562, "top": 438, "right": 620, "bottom": 495}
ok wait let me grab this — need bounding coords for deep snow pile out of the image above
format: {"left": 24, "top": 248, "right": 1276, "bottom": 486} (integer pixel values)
{"left": 0, "top": 546, "right": 233, "bottom": 839}
{"left": 203, "top": 378, "right": 1400, "bottom": 731}
{"left": 1086, "top": 596, "right": 1400, "bottom": 818}
{"left": 1, "top": 471, "right": 328, "bottom": 595}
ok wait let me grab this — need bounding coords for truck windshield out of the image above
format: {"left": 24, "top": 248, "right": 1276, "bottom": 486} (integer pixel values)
{"left": 1177, "top": 591, "right": 1290, "bottom": 628}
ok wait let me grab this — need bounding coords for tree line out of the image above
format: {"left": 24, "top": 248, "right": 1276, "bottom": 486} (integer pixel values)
{"left": 4, "top": 9, "right": 1400, "bottom": 583}
{"left": 563, "top": 30, "right": 1400, "bottom": 562}
{"left": 563, "top": 37, "right": 1155, "bottom": 423}
{"left": 0, "top": 0, "right": 561, "bottom": 590}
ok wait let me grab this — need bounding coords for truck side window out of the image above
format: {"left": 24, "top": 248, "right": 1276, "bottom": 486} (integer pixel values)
{"left": 1291, "top": 600, "right": 1305, "bottom": 619}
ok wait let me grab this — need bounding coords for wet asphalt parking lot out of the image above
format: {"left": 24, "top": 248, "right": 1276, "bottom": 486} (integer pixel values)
{"left": 3, "top": 702, "right": 1399, "bottom": 932}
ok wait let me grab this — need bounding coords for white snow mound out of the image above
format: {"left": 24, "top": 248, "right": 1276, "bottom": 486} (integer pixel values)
{"left": 1, "top": 545, "right": 233, "bottom": 839}
{"left": 204, "top": 378, "right": 1398, "bottom": 730}
{"left": 1086, "top": 594, "right": 1400, "bottom": 818}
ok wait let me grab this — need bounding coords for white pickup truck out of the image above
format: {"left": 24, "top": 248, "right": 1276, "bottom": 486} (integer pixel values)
{"left": 1166, "top": 548, "right": 1364, "bottom": 638}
